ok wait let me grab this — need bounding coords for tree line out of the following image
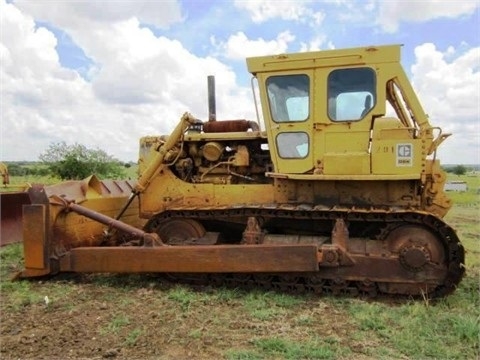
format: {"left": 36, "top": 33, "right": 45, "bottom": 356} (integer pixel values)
{"left": 444, "top": 165, "right": 470, "bottom": 176}
{"left": 5, "top": 142, "right": 132, "bottom": 180}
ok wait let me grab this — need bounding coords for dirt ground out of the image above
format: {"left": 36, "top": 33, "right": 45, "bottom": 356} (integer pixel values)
{"left": 1, "top": 273, "right": 370, "bottom": 360}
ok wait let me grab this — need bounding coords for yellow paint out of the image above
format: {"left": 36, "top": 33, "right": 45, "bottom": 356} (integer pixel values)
{"left": 136, "top": 44, "right": 451, "bottom": 218}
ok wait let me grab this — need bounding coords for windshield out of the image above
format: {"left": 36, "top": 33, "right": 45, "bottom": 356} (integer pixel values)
{"left": 266, "top": 75, "right": 309, "bottom": 122}
{"left": 328, "top": 67, "right": 376, "bottom": 121}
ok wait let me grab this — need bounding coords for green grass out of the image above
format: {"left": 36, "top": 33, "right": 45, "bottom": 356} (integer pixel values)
{"left": 0, "top": 243, "right": 79, "bottom": 311}
{"left": 0, "top": 244, "right": 40, "bottom": 309}
{"left": 124, "top": 328, "right": 143, "bottom": 346}
{"left": 1, "top": 163, "right": 140, "bottom": 193}
{"left": 226, "top": 337, "right": 343, "bottom": 360}
{"left": 0, "top": 242, "right": 23, "bottom": 273}
{"left": 124, "top": 164, "right": 140, "bottom": 179}
{"left": 226, "top": 350, "right": 264, "bottom": 360}
{"left": 446, "top": 173, "right": 480, "bottom": 205}
{"left": 166, "top": 285, "right": 199, "bottom": 311}
{"left": 100, "top": 314, "right": 131, "bottom": 335}
{"left": 251, "top": 337, "right": 343, "bottom": 359}
{"left": 2, "top": 175, "right": 59, "bottom": 191}
{"left": 347, "top": 296, "right": 479, "bottom": 359}
{"left": 242, "top": 291, "right": 302, "bottom": 320}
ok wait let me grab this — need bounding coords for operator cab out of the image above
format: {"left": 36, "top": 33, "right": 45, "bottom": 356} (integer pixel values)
{"left": 247, "top": 45, "right": 438, "bottom": 179}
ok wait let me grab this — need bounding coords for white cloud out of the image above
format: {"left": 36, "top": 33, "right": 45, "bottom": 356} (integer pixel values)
{"left": 1, "top": 1, "right": 254, "bottom": 162}
{"left": 377, "top": 0, "right": 480, "bottom": 33}
{"left": 14, "top": 0, "right": 183, "bottom": 29}
{"left": 411, "top": 43, "right": 480, "bottom": 164}
{"left": 1, "top": 2, "right": 59, "bottom": 72}
{"left": 234, "top": 0, "right": 307, "bottom": 22}
{"left": 13, "top": 0, "right": 183, "bottom": 67}
{"left": 234, "top": 0, "right": 325, "bottom": 26}
{"left": 299, "top": 35, "right": 328, "bottom": 52}
{"left": 213, "top": 31, "right": 296, "bottom": 60}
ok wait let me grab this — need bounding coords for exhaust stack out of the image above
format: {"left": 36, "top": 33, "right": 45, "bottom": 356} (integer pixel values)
{"left": 208, "top": 75, "right": 216, "bottom": 122}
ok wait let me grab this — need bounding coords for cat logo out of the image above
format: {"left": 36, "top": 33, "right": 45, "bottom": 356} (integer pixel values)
{"left": 396, "top": 143, "right": 413, "bottom": 166}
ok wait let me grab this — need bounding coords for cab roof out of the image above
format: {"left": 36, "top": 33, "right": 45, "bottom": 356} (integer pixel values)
{"left": 246, "top": 44, "right": 402, "bottom": 74}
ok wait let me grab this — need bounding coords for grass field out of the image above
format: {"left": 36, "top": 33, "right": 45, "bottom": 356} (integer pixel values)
{"left": 0, "top": 173, "right": 478, "bottom": 359}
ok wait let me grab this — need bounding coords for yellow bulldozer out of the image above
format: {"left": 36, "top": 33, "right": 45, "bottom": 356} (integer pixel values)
{"left": 9, "top": 45, "right": 465, "bottom": 297}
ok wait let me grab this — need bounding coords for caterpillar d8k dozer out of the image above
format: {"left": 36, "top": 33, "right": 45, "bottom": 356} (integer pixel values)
{"left": 19, "top": 44, "right": 465, "bottom": 297}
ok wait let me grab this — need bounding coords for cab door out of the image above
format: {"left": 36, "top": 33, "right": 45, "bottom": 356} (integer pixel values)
{"left": 259, "top": 71, "right": 314, "bottom": 174}
{"left": 313, "top": 67, "right": 377, "bottom": 175}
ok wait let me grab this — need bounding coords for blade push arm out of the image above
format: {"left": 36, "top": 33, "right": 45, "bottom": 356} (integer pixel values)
{"left": 135, "top": 112, "right": 197, "bottom": 194}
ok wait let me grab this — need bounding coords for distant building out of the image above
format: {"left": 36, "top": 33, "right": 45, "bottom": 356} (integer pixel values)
{"left": 445, "top": 181, "right": 468, "bottom": 192}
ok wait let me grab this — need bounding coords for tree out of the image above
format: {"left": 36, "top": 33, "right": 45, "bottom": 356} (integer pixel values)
{"left": 452, "top": 165, "right": 467, "bottom": 176}
{"left": 3, "top": 163, "right": 27, "bottom": 176}
{"left": 39, "top": 142, "right": 126, "bottom": 180}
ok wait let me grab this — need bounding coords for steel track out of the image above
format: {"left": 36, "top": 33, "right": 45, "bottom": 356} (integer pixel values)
{"left": 144, "top": 206, "right": 465, "bottom": 298}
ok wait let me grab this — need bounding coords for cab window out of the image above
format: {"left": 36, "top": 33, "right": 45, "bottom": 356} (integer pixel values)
{"left": 276, "top": 132, "right": 309, "bottom": 158}
{"left": 267, "top": 75, "right": 309, "bottom": 123}
{"left": 328, "top": 68, "right": 376, "bottom": 121}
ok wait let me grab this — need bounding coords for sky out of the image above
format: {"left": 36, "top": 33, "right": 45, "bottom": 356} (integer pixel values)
{"left": 1, "top": 0, "right": 479, "bottom": 165}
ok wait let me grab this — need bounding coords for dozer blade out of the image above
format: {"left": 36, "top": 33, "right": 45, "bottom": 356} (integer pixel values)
{"left": 0, "top": 191, "right": 31, "bottom": 246}
{"left": 19, "top": 176, "right": 146, "bottom": 277}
